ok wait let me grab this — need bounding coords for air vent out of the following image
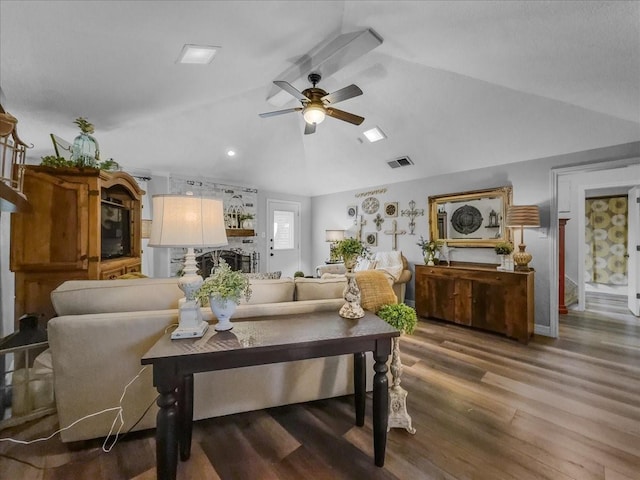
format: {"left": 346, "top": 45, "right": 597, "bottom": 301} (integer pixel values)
{"left": 387, "top": 156, "right": 413, "bottom": 169}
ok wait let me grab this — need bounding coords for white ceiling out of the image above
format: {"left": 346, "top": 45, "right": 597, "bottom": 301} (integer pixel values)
{"left": 1, "top": 1, "right": 638, "bottom": 196}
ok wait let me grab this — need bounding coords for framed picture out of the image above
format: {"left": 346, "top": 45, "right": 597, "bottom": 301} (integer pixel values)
{"left": 384, "top": 202, "right": 398, "bottom": 217}
{"left": 50, "top": 134, "right": 73, "bottom": 160}
{"left": 347, "top": 205, "right": 358, "bottom": 219}
{"left": 365, "top": 232, "right": 378, "bottom": 247}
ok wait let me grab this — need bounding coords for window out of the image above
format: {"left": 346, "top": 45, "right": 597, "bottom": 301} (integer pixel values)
{"left": 273, "top": 210, "right": 295, "bottom": 250}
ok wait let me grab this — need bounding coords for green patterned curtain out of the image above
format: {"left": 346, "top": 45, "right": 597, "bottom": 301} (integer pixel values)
{"left": 585, "top": 196, "right": 628, "bottom": 285}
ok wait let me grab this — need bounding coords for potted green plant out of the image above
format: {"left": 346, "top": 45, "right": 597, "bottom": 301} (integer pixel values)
{"left": 494, "top": 242, "right": 513, "bottom": 255}
{"left": 417, "top": 235, "right": 440, "bottom": 266}
{"left": 195, "top": 259, "right": 252, "bottom": 331}
{"left": 494, "top": 242, "right": 514, "bottom": 271}
{"left": 238, "top": 213, "right": 255, "bottom": 229}
{"left": 377, "top": 303, "right": 418, "bottom": 335}
{"left": 377, "top": 303, "right": 418, "bottom": 434}
{"left": 334, "top": 237, "right": 369, "bottom": 271}
{"left": 71, "top": 117, "right": 100, "bottom": 167}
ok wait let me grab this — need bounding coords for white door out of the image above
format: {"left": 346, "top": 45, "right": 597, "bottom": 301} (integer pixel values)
{"left": 628, "top": 186, "right": 639, "bottom": 316}
{"left": 267, "top": 200, "right": 301, "bottom": 277}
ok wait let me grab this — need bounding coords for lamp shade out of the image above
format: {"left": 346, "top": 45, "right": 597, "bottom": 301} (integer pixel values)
{"left": 149, "top": 195, "right": 228, "bottom": 248}
{"left": 325, "top": 229, "right": 345, "bottom": 242}
{"left": 505, "top": 205, "right": 540, "bottom": 228}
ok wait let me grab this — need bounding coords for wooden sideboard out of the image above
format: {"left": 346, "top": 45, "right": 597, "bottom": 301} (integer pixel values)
{"left": 10, "top": 166, "right": 144, "bottom": 325}
{"left": 415, "top": 263, "right": 534, "bottom": 343}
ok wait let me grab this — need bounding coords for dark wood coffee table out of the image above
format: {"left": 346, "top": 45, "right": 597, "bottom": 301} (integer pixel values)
{"left": 141, "top": 311, "right": 399, "bottom": 480}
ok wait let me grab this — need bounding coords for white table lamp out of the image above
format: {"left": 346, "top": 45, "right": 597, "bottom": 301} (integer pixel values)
{"left": 149, "top": 194, "right": 228, "bottom": 339}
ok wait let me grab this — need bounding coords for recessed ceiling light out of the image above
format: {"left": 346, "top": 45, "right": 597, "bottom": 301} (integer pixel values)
{"left": 176, "top": 44, "right": 220, "bottom": 64}
{"left": 363, "top": 127, "right": 386, "bottom": 143}
{"left": 226, "top": 149, "right": 236, "bottom": 157}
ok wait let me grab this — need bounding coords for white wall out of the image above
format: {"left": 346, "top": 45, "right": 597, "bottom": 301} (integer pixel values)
{"left": 311, "top": 142, "right": 640, "bottom": 330}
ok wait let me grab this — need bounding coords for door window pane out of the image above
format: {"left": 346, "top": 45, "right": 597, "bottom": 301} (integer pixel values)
{"left": 273, "top": 210, "right": 294, "bottom": 250}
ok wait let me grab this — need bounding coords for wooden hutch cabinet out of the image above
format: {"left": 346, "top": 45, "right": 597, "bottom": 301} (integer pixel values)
{"left": 10, "top": 166, "right": 144, "bottom": 325}
{"left": 415, "top": 263, "right": 534, "bottom": 343}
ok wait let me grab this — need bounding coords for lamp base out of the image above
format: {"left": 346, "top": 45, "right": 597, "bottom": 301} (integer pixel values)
{"left": 513, "top": 244, "right": 533, "bottom": 271}
{"left": 171, "top": 320, "right": 209, "bottom": 340}
{"left": 171, "top": 298, "right": 209, "bottom": 340}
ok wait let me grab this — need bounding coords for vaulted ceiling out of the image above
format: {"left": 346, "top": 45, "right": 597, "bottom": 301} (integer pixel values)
{"left": 1, "top": 1, "right": 638, "bottom": 196}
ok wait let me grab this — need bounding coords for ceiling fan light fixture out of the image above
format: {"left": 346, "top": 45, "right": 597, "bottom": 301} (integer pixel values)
{"left": 176, "top": 44, "right": 220, "bottom": 64}
{"left": 303, "top": 105, "right": 326, "bottom": 124}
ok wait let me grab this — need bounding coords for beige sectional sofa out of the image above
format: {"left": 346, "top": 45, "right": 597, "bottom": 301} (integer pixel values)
{"left": 46, "top": 275, "right": 377, "bottom": 443}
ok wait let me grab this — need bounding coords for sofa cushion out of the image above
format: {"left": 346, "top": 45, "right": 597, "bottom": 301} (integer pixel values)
{"left": 51, "top": 278, "right": 184, "bottom": 316}
{"left": 355, "top": 270, "right": 397, "bottom": 313}
{"left": 242, "top": 278, "right": 295, "bottom": 304}
{"left": 294, "top": 277, "right": 347, "bottom": 301}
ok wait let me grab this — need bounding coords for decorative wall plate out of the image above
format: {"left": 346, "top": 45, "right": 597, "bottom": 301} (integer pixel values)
{"left": 384, "top": 202, "right": 398, "bottom": 217}
{"left": 347, "top": 205, "right": 358, "bottom": 219}
{"left": 361, "top": 196, "right": 380, "bottom": 215}
{"left": 365, "top": 232, "right": 378, "bottom": 246}
{"left": 451, "top": 205, "right": 483, "bottom": 235}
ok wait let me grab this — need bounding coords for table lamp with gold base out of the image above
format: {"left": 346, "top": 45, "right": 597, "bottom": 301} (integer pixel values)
{"left": 505, "top": 205, "right": 540, "bottom": 272}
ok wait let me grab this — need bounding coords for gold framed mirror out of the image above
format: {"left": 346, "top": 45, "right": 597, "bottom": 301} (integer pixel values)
{"left": 428, "top": 186, "right": 513, "bottom": 247}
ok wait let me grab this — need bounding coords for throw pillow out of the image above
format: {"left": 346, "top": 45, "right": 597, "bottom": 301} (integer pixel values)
{"left": 355, "top": 270, "right": 397, "bottom": 313}
{"left": 244, "top": 271, "right": 282, "bottom": 280}
{"left": 375, "top": 251, "right": 403, "bottom": 281}
{"left": 354, "top": 258, "right": 377, "bottom": 272}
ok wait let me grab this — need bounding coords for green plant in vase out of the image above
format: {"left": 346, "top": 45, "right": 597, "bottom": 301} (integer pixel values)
{"left": 195, "top": 259, "right": 252, "bottom": 331}
{"left": 71, "top": 116, "right": 100, "bottom": 167}
{"left": 377, "top": 302, "right": 418, "bottom": 434}
{"left": 417, "top": 235, "right": 440, "bottom": 266}
{"left": 494, "top": 242, "right": 513, "bottom": 255}
{"left": 334, "top": 237, "right": 369, "bottom": 272}
{"left": 494, "top": 241, "right": 514, "bottom": 271}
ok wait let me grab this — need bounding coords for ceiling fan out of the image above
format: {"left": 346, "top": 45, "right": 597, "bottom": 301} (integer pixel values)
{"left": 259, "top": 73, "right": 364, "bottom": 135}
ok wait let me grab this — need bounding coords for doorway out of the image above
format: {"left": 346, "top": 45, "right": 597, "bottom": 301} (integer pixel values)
{"left": 266, "top": 199, "right": 301, "bottom": 277}
{"left": 583, "top": 191, "right": 632, "bottom": 314}
{"left": 550, "top": 161, "right": 640, "bottom": 337}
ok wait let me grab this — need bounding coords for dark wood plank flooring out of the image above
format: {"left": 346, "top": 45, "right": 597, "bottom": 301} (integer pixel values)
{"left": 1, "top": 308, "right": 639, "bottom": 479}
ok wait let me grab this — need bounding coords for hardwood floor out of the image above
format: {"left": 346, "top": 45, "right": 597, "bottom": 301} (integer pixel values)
{"left": 1, "top": 309, "right": 639, "bottom": 479}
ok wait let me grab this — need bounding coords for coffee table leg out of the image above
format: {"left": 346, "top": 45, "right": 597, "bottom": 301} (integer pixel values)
{"left": 179, "top": 374, "right": 194, "bottom": 461}
{"left": 373, "top": 350, "right": 389, "bottom": 467}
{"left": 156, "top": 386, "right": 178, "bottom": 480}
{"left": 353, "top": 352, "right": 365, "bottom": 426}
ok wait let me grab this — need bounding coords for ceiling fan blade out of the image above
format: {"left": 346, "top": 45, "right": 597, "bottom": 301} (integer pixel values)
{"left": 321, "top": 84, "right": 363, "bottom": 104}
{"left": 325, "top": 107, "right": 365, "bottom": 125}
{"left": 304, "top": 122, "right": 317, "bottom": 135}
{"left": 273, "top": 81, "right": 309, "bottom": 102}
{"left": 258, "top": 107, "right": 302, "bottom": 118}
